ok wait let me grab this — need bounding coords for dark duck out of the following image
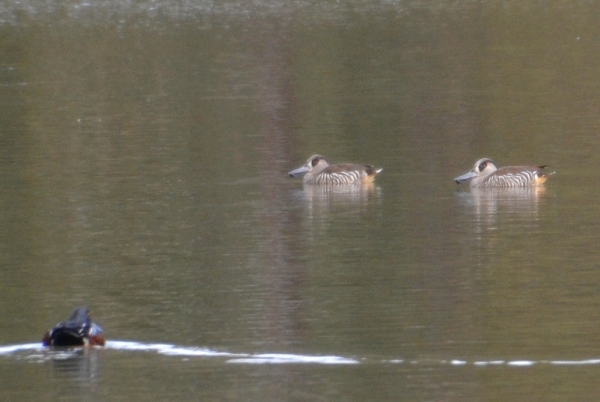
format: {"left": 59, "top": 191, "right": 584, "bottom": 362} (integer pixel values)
{"left": 42, "top": 307, "right": 105, "bottom": 347}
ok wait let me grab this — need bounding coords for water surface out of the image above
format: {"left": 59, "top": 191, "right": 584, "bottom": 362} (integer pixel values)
{"left": 1, "top": 1, "right": 600, "bottom": 400}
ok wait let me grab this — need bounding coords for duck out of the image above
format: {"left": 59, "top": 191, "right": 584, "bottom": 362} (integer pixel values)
{"left": 454, "top": 158, "right": 552, "bottom": 188}
{"left": 42, "top": 307, "right": 105, "bottom": 347}
{"left": 288, "top": 155, "right": 382, "bottom": 185}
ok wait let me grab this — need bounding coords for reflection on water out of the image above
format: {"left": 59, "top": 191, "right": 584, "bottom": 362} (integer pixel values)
{"left": 1, "top": 0, "right": 600, "bottom": 399}
{"left": 454, "top": 186, "right": 551, "bottom": 280}
{"left": 301, "top": 183, "right": 382, "bottom": 202}
{"left": 48, "top": 348, "right": 100, "bottom": 385}
{"left": 294, "top": 183, "right": 382, "bottom": 218}
{"left": 456, "top": 186, "right": 547, "bottom": 226}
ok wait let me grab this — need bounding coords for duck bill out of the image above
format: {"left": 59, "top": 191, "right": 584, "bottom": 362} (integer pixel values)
{"left": 288, "top": 165, "right": 309, "bottom": 177}
{"left": 454, "top": 170, "right": 477, "bottom": 184}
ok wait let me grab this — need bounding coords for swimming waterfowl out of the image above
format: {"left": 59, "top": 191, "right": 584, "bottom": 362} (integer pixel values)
{"left": 454, "top": 158, "right": 552, "bottom": 188}
{"left": 288, "top": 155, "right": 382, "bottom": 185}
{"left": 42, "top": 307, "right": 105, "bottom": 347}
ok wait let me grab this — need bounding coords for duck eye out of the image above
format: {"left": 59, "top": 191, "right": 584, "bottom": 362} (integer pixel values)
{"left": 478, "top": 161, "right": 487, "bottom": 171}
{"left": 312, "top": 158, "right": 320, "bottom": 167}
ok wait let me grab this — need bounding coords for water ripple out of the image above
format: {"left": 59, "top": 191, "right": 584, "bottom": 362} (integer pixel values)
{"left": 1, "top": 342, "right": 600, "bottom": 367}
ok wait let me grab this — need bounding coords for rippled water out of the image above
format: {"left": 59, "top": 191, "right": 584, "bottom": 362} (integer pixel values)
{"left": 2, "top": 0, "right": 600, "bottom": 400}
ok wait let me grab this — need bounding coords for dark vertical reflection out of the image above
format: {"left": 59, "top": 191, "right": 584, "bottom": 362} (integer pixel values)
{"left": 250, "top": 18, "right": 305, "bottom": 349}
{"left": 243, "top": 15, "right": 314, "bottom": 401}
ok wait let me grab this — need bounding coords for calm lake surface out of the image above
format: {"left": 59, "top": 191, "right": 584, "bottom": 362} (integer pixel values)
{"left": 2, "top": 1, "right": 600, "bottom": 400}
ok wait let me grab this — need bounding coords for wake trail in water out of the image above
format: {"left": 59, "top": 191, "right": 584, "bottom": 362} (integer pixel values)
{"left": 1, "top": 341, "right": 600, "bottom": 366}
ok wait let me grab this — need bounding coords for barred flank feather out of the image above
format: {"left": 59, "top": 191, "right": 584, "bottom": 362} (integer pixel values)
{"left": 476, "top": 171, "right": 540, "bottom": 188}
{"left": 309, "top": 171, "right": 367, "bottom": 185}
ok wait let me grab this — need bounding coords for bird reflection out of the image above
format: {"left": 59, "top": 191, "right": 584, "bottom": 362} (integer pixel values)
{"left": 461, "top": 186, "right": 546, "bottom": 219}
{"left": 291, "top": 183, "right": 383, "bottom": 229}
{"left": 455, "top": 186, "right": 550, "bottom": 272}
{"left": 455, "top": 186, "right": 548, "bottom": 252}
{"left": 299, "top": 182, "right": 382, "bottom": 210}
{"left": 47, "top": 348, "right": 100, "bottom": 385}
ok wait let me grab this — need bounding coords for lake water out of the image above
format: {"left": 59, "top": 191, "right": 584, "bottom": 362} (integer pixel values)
{"left": 1, "top": 1, "right": 600, "bottom": 400}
